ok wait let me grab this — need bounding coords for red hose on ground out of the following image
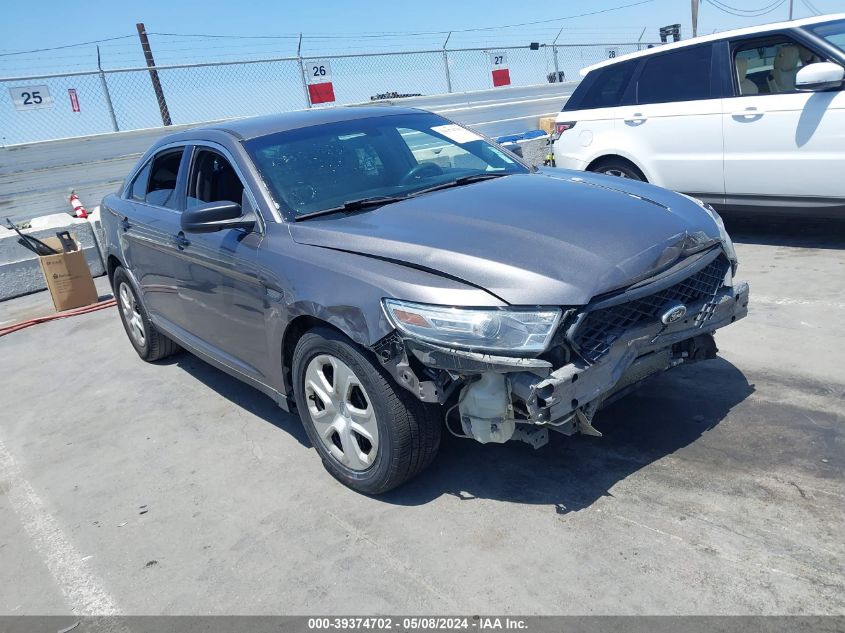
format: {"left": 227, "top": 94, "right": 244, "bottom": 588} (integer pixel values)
{"left": 0, "top": 298, "right": 116, "bottom": 337}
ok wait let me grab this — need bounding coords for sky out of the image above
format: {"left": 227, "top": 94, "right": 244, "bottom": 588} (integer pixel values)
{"left": 2, "top": 0, "right": 844, "bottom": 76}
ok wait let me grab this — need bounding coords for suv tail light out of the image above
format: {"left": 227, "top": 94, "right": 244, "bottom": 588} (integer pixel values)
{"left": 555, "top": 121, "right": 576, "bottom": 135}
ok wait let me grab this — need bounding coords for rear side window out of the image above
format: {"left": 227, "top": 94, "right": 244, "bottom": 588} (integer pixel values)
{"left": 143, "top": 149, "right": 183, "bottom": 209}
{"left": 637, "top": 44, "right": 714, "bottom": 104}
{"left": 129, "top": 147, "right": 184, "bottom": 209}
{"left": 129, "top": 162, "right": 151, "bottom": 202}
{"left": 565, "top": 61, "right": 636, "bottom": 111}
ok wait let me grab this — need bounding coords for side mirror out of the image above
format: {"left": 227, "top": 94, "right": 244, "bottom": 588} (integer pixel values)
{"left": 795, "top": 62, "right": 845, "bottom": 91}
{"left": 181, "top": 200, "right": 255, "bottom": 233}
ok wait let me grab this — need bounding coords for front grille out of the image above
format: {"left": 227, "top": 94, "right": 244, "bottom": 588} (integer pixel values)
{"left": 571, "top": 254, "right": 730, "bottom": 363}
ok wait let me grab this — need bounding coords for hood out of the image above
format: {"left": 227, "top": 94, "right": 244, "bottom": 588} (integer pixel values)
{"left": 289, "top": 170, "right": 721, "bottom": 306}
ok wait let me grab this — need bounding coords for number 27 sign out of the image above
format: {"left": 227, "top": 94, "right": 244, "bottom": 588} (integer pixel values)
{"left": 9, "top": 85, "right": 54, "bottom": 111}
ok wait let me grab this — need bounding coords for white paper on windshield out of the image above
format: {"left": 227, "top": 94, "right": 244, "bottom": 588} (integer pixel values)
{"left": 431, "top": 124, "right": 482, "bottom": 144}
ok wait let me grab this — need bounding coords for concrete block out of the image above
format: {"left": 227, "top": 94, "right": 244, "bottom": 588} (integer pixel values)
{"left": 0, "top": 214, "right": 105, "bottom": 302}
{"left": 517, "top": 136, "right": 551, "bottom": 168}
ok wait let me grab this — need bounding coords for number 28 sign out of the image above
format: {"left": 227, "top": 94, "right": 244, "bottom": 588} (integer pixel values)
{"left": 306, "top": 59, "right": 335, "bottom": 105}
{"left": 9, "top": 85, "right": 54, "bottom": 111}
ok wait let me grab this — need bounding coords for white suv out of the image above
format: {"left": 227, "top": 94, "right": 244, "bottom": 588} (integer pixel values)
{"left": 553, "top": 14, "right": 845, "bottom": 217}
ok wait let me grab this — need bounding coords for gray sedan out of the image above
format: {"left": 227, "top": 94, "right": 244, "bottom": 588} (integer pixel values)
{"left": 101, "top": 106, "right": 749, "bottom": 494}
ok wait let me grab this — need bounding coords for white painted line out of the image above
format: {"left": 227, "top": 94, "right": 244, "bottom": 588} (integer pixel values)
{"left": 754, "top": 295, "right": 845, "bottom": 310}
{"left": 0, "top": 435, "right": 121, "bottom": 615}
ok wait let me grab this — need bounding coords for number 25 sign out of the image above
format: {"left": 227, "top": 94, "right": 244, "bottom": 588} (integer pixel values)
{"left": 9, "top": 85, "right": 54, "bottom": 111}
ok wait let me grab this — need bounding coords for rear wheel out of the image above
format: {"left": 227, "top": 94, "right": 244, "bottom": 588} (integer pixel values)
{"left": 589, "top": 158, "right": 646, "bottom": 181}
{"left": 292, "top": 327, "right": 440, "bottom": 494}
{"left": 113, "top": 266, "right": 180, "bottom": 362}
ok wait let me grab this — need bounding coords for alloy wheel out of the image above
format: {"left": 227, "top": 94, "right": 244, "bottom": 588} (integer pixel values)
{"left": 304, "top": 354, "right": 379, "bottom": 471}
{"left": 119, "top": 282, "right": 146, "bottom": 347}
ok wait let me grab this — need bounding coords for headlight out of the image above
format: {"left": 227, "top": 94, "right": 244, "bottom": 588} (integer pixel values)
{"left": 679, "top": 194, "right": 737, "bottom": 264}
{"left": 382, "top": 299, "right": 561, "bottom": 353}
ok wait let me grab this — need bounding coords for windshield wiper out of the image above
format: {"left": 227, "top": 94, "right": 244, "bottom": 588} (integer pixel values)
{"left": 295, "top": 195, "right": 409, "bottom": 221}
{"left": 409, "top": 173, "right": 508, "bottom": 197}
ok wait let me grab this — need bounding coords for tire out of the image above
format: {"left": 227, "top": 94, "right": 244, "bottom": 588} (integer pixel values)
{"left": 112, "top": 266, "right": 180, "bottom": 362}
{"left": 292, "top": 327, "right": 441, "bottom": 494}
{"left": 589, "top": 158, "right": 646, "bottom": 182}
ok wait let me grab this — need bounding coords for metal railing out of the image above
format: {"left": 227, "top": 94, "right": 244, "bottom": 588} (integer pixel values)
{"left": 0, "top": 42, "right": 655, "bottom": 146}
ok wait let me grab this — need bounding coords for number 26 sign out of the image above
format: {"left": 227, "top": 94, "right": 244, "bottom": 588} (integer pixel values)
{"left": 306, "top": 59, "right": 335, "bottom": 105}
{"left": 9, "top": 85, "right": 54, "bottom": 111}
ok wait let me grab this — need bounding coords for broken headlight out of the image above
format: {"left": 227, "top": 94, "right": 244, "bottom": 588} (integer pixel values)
{"left": 382, "top": 299, "right": 561, "bottom": 353}
{"left": 680, "top": 194, "right": 737, "bottom": 265}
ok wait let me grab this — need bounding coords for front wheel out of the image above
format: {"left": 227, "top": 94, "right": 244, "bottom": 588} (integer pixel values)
{"left": 112, "top": 266, "right": 180, "bottom": 362}
{"left": 292, "top": 328, "right": 441, "bottom": 494}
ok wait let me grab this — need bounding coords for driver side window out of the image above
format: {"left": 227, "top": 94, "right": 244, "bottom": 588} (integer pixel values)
{"left": 128, "top": 148, "right": 183, "bottom": 209}
{"left": 186, "top": 148, "right": 246, "bottom": 210}
{"left": 733, "top": 38, "right": 822, "bottom": 96}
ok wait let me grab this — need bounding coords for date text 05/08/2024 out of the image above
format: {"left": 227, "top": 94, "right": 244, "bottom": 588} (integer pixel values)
{"left": 307, "top": 617, "right": 528, "bottom": 630}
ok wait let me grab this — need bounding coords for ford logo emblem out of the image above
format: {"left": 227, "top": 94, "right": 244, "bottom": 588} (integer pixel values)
{"left": 661, "top": 303, "right": 687, "bottom": 325}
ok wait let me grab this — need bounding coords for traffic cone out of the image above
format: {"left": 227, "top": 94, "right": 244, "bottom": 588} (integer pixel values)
{"left": 69, "top": 192, "right": 88, "bottom": 219}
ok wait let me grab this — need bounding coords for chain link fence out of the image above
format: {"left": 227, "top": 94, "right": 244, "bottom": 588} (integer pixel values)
{"left": 0, "top": 43, "right": 653, "bottom": 146}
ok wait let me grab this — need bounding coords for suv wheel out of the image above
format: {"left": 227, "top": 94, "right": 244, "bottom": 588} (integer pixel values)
{"left": 113, "top": 266, "right": 180, "bottom": 362}
{"left": 589, "top": 159, "right": 646, "bottom": 181}
{"left": 292, "top": 327, "right": 441, "bottom": 494}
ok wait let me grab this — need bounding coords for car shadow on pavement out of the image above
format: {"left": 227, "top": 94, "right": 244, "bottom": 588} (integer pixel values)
{"left": 168, "top": 353, "right": 311, "bottom": 447}
{"left": 381, "top": 358, "right": 754, "bottom": 512}
{"left": 725, "top": 216, "right": 845, "bottom": 250}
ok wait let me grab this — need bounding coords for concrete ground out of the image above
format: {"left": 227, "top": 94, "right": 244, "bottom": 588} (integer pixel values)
{"left": 0, "top": 218, "right": 843, "bottom": 616}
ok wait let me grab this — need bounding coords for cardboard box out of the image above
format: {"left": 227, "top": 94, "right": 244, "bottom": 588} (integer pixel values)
{"left": 37, "top": 235, "right": 98, "bottom": 312}
{"left": 538, "top": 116, "right": 556, "bottom": 135}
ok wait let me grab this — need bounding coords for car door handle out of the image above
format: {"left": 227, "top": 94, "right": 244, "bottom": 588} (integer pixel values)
{"left": 624, "top": 112, "right": 647, "bottom": 123}
{"left": 174, "top": 232, "right": 191, "bottom": 249}
{"left": 120, "top": 217, "right": 131, "bottom": 231}
{"left": 732, "top": 107, "right": 764, "bottom": 119}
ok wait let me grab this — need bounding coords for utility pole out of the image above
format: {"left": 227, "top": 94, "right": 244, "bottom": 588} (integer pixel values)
{"left": 136, "top": 22, "right": 171, "bottom": 126}
{"left": 788, "top": 0, "right": 794, "bottom": 19}
{"left": 553, "top": 27, "right": 564, "bottom": 81}
{"left": 297, "top": 33, "right": 312, "bottom": 108}
{"left": 442, "top": 32, "right": 453, "bottom": 94}
{"left": 97, "top": 46, "right": 119, "bottom": 132}
{"left": 691, "top": 0, "right": 700, "bottom": 38}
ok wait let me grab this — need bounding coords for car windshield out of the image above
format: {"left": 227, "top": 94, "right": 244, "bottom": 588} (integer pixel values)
{"left": 806, "top": 18, "right": 845, "bottom": 53}
{"left": 243, "top": 112, "right": 528, "bottom": 218}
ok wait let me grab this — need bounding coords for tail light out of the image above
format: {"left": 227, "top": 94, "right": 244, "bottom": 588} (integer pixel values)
{"left": 555, "top": 121, "right": 576, "bottom": 135}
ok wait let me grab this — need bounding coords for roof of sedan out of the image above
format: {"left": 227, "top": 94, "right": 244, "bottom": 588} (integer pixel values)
{"left": 189, "top": 105, "right": 425, "bottom": 140}
{"left": 579, "top": 12, "right": 845, "bottom": 77}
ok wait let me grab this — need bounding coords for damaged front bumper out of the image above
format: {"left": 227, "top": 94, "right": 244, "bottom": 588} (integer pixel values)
{"left": 375, "top": 280, "right": 749, "bottom": 442}
{"left": 510, "top": 280, "right": 749, "bottom": 431}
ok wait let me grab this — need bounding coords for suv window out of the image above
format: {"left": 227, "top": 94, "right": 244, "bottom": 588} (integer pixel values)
{"left": 637, "top": 44, "right": 713, "bottom": 104}
{"left": 187, "top": 149, "right": 246, "bottom": 210}
{"left": 565, "top": 60, "right": 637, "bottom": 111}
{"left": 733, "top": 38, "right": 822, "bottom": 95}
{"left": 132, "top": 149, "right": 183, "bottom": 209}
